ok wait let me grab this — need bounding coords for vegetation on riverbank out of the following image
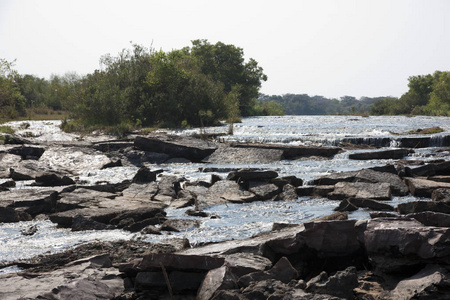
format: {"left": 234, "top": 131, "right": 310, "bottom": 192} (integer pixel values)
{"left": 1, "top": 43, "right": 449, "bottom": 136}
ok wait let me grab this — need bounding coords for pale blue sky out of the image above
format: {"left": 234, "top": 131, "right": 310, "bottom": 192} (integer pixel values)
{"left": 1, "top": 0, "right": 449, "bottom": 99}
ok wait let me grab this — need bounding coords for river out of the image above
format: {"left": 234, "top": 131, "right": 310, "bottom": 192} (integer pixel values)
{"left": 0, "top": 115, "right": 449, "bottom": 270}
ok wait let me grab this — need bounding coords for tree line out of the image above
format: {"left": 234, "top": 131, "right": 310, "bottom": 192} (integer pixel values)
{"left": 1, "top": 42, "right": 449, "bottom": 131}
{"left": 1, "top": 40, "right": 281, "bottom": 130}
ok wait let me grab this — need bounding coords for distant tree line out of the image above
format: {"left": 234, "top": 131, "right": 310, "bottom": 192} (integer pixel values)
{"left": 259, "top": 94, "right": 381, "bottom": 115}
{"left": 1, "top": 45, "right": 449, "bottom": 130}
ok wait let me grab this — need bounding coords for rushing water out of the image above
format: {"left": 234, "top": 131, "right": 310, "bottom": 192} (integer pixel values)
{"left": 1, "top": 116, "right": 449, "bottom": 268}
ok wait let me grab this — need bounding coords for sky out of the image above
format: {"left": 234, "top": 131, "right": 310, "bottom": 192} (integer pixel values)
{"left": 1, "top": 0, "right": 449, "bottom": 99}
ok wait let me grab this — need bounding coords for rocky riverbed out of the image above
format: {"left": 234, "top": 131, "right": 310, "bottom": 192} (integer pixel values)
{"left": 0, "top": 119, "right": 450, "bottom": 299}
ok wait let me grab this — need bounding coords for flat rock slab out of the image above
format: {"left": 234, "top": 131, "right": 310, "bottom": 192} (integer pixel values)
{"left": 354, "top": 169, "right": 409, "bottom": 196}
{"left": 328, "top": 182, "right": 391, "bottom": 200}
{"left": 57, "top": 188, "right": 117, "bottom": 211}
{"left": 196, "top": 180, "right": 256, "bottom": 210}
{"left": 50, "top": 196, "right": 166, "bottom": 228}
{"left": 0, "top": 256, "right": 123, "bottom": 300}
{"left": 349, "top": 149, "right": 411, "bottom": 160}
{"left": 397, "top": 201, "right": 450, "bottom": 215}
{"left": 232, "top": 143, "right": 341, "bottom": 158}
{"left": 39, "top": 146, "right": 111, "bottom": 175}
{"left": 137, "top": 253, "right": 225, "bottom": 271}
{"left": 134, "top": 135, "right": 217, "bottom": 162}
{"left": 204, "top": 147, "right": 284, "bottom": 163}
{"left": 0, "top": 189, "right": 58, "bottom": 219}
{"left": 405, "top": 177, "right": 450, "bottom": 198}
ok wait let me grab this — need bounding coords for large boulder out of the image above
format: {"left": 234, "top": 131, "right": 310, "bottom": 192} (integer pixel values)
{"left": 134, "top": 135, "right": 217, "bottom": 162}
{"left": 364, "top": 218, "right": 450, "bottom": 273}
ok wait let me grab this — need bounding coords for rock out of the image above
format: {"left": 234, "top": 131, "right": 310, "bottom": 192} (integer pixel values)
{"left": 101, "top": 157, "right": 122, "bottom": 169}
{"left": 205, "top": 147, "right": 284, "bottom": 163}
{"left": 185, "top": 209, "right": 210, "bottom": 217}
{"left": 348, "top": 149, "right": 411, "bottom": 160}
{"left": 312, "top": 171, "right": 358, "bottom": 185}
{"left": 72, "top": 214, "right": 112, "bottom": 231}
{"left": 197, "top": 266, "right": 239, "bottom": 300}
{"left": 388, "top": 264, "right": 450, "bottom": 299}
{"left": 407, "top": 211, "right": 450, "bottom": 227}
{"left": 134, "top": 135, "right": 217, "bottom": 162}
{"left": 305, "top": 266, "right": 358, "bottom": 299}
{"left": 296, "top": 186, "right": 314, "bottom": 197}
{"left": 432, "top": 188, "right": 450, "bottom": 202}
{"left": 238, "top": 257, "right": 298, "bottom": 287}
{"left": 311, "top": 211, "right": 348, "bottom": 222}
{"left": 312, "top": 185, "right": 335, "bottom": 197}
{"left": 8, "top": 145, "right": 45, "bottom": 159}
{"left": 397, "top": 201, "right": 450, "bottom": 214}
{"left": 354, "top": 168, "right": 409, "bottom": 196}
{"left": 347, "top": 198, "right": 395, "bottom": 211}
{"left": 334, "top": 200, "right": 358, "bottom": 212}
{"left": 0, "top": 207, "right": 31, "bottom": 222}
{"left": 328, "top": 182, "right": 391, "bottom": 200}
{"left": 224, "top": 253, "right": 272, "bottom": 278}
{"left": 50, "top": 197, "right": 166, "bottom": 229}
{"left": 131, "top": 166, "right": 158, "bottom": 183}
{"left": 93, "top": 140, "right": 134, "bottom": 152}
{"left": 271, "top": 175, "right": 303, "bottom": 188}
{"left": 405, "top": 177, "right": 450, "bottom": 197}
{"left": 38, "top": 146, "right": 112, "bottom": 175}
{"left": 277, "top": 184, "right": 298, "bottom": 201}
{"left": 369, "top": 211, "right": 398, "bottom": 218}
{"left": 0, "top": 180, "right": 15, "bottom": 191}
{"left": 56, "top": 187, "right": 117, "bottom": 212}
{"left": 429, "top": 175, "right": 450, "bottom": 183}
{"left": 141, "top": 225, "right": 161, "bottom": 235}
{"left": 134, "top": 270, "right": 205, "bottom": 292}
{"left": 20, "top": 224, "right": 38, "bottom": 236}
{"left": 120, "top": 182, "right": 159, "bottom": 200}
{"left": 0, "top": 256, "right": 124, "bottom": 300}
{"left": 227, "top": 169, "right": 279, "bottom": 182}
{"left": 160, "top": 219, "right": 200, "bottom": 232}
{"left": 0, "top": 189, "right": 58, "bottom": 218}
{"left": 241, "top": 279, "right": 294, "bottom": 299}
{"left": 196, "top": 180, "right": 256, "bottom": 210}
{"left": 248, "top": 181, "right": 280, "bottom": 200}
{"left": 122, "top": 147, "right": 170, "bottom": 165}
{"left": 300, "top": 220, "right": 361, "bottom": 257}
{"left": 232, "top": 143, "right": 341, "bottom": 159}
{"left": 137, "top": 253, "right": 225, "bottom": 271}
{"left": 34, "top": 172, "right": 75, "bottom": 186}
{"left": 364, "top": 218, "right": 450, "bottom": 273}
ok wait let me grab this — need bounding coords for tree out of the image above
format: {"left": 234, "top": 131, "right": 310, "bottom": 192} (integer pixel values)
{"left": 190, "top": 39, "right": 267, "bottom": 115}
{"left": 0, "top": 59, "right": 26, "bottom": 118}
